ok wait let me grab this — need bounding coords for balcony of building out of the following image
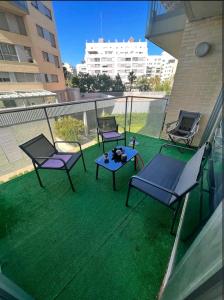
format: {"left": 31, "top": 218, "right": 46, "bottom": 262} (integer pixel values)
{"left": 145, "top": 1, "right": 222, "bottom": 58}
{"left": 0, "top": 93, "right": 222, "bottom": 299}
{"left": 0, "top": 1, "right": 28, "bottom": 15}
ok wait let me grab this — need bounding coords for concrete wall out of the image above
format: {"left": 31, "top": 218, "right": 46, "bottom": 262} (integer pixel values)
{"left": 163, "top": 16, "right": 222, "bottom": 145}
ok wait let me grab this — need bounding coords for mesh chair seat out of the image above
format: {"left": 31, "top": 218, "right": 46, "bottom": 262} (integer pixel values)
{"left": 97, "top": 116, "right": 126, "bottom": 151}
{"left": 41, "top": 152, "right": 81, "bottom": 170}
{"left": 166, "top": 110, "right": 201, "bottom": 145}
{"left": 131, "top": 154, "right": 185, "bottom": 205}
{"left": 19, "top": 134, "right": 86, "bottom": 192}
{"left": 102, "top": 131, "right": 122, "bottom": 140}
{"left": 126, "top": 144, "right": 207, "bottom": 234}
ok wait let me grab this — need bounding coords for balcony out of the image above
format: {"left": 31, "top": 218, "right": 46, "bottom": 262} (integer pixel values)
{"left": 0, "top": 95, "right": 222, "bottom": 299}
{"left": 146, "top": 1, "right": 222, "bottom": 58}
{"left": 0, "top": 1, "right": 29, "bottom": 15}
{"left": 145, "top": 1, "right": 186, "bottom": 58}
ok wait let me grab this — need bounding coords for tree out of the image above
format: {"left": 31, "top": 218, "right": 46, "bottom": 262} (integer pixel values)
{"left": 77, "top": 73, "right": 96, "bottom": 93}
{"left": 128, "top": 71, "right": 137, "bottom": 91}
{"left": 54, "top": 116, "right": 84, "bottom": 141}
{"left": 71, "top": 75, "right": 79, "bottom": 88}
{"left": 112, "top": 74, "right": 125, "bottom": 92}
{"left": 136, "top": 76, "right": 151, "bottom": 91}
{"left": 159, "top": 79, "right": 172, "bottom": 93}
{"left": 148, "top": 76, "right": 161, "bottom": 91}
{"left": 95, "top": 74, "right": 113, "bottom": 92}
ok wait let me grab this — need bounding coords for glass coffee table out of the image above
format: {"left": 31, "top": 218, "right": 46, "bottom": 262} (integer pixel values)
{"left": 95, "top": 146, "right": 138, "bottom": 190}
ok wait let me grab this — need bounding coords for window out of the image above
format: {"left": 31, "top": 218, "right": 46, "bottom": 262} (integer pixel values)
{"left": 32, "top": 1, "right": 52, "bottom": 20}
{"left": 0, "top": 72, "right": 10, "bottom": 82}
{"left": 0, "top": 11, "right": 26, "bottom": 35}
{"left": 51, "top": 74, "right": 58, "bottom": 82}
{"left": 36, "top": 25, "right": 56, "bottom": 48}
{"left": 0, "top": 12, "right": 9, "bottom": 31}
{"left": 15, "top": 72, "right": 35, "bottom": 82}
{"left": 15, "top": 15, "right": 26, "bottom": 35}
{"left": 42, "top": 51, "right": 49, "bottom": 62}
{"left": 31, "top": 1, "right": 38, "bottom": 8}
{"left": 36, "top": 24, "right": 44, "bottom": 38}
{"left": 24, "top": 47, "right": 33, "bottom": 62}
{"left": 54, "top": 55, "right": 60, "bottom": 68}
{"left": 49, "top": 32, "right": 56, "bottom": 48}
{"left": 44, "top": 74, "right": 58, "bottom": 83}
{"left": 0, "top": 43, "right": 18, "bottom": 61}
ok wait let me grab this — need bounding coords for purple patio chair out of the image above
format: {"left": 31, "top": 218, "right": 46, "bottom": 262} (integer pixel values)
{"left": 97, "top": 116, "right": 126, "bottom": 152}
{"left": 166, "top": 110, "right": 201, "bottom": 146}
{"left": 19, "top": 134, "right": 86, "bottom": 192}
{"left": 126, "top": 143, "right": 208, "bottom": 235}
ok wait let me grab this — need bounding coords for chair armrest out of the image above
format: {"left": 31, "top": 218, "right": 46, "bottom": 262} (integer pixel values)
{"left": 166, "top": 120, "right": 178, "bottom": 128}
{"left": 159, "top": 143, "right": 197, "bottom": 153}
{"left": 130, "top": 175, "right": 180, "bottom": 198}
{"left": 54, "top": 141, "right": 82, "bottom": 152}
{"left": 33, "top": 156, "right": 67, "bottom": 168}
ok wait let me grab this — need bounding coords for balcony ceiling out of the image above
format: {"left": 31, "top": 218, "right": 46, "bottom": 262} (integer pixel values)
{"left": 184, "top": 1, "right": 222, "bottom": 21}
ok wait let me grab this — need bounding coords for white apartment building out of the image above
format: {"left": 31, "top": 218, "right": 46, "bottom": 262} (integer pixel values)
{"left": 76, "top": 63, "right": 87, "bottom": 74}
{"left": 146, "top": 51, "right": 178, "bottom": 81}
{"left": 77, "top": 37, "right": 148, "bottom": 83}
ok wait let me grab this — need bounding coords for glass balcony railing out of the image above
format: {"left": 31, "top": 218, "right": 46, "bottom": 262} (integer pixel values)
{"left": 0, "top": 95, "right": 168, "bottom": 180}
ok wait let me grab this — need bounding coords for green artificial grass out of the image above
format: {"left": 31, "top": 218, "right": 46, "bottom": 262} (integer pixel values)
{"left": 0, "top": 133, "right": 197, "bottom": 300}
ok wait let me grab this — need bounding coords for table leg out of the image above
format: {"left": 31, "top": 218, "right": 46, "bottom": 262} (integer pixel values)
{"left": 112, "top": 171, "right": 116, "bottom": 191}
{"left": 96, "top": 164, "right": 99, "bottom": 179}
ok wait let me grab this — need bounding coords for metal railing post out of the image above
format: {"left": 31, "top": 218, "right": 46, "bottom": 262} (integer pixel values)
{"left": 124, "top": 96, "right": 128, "bottom": 133}
{"left": 159, "top": 97, "right": 169, "bottom": 139}
{"left": 94, "top": 100, "right": 99, "bottom": 144}
{"left": 129, "top": 96, "right": 133, "bottom": 132}
{"left": 43, "top": 107, "right": 54, "bottom": 143}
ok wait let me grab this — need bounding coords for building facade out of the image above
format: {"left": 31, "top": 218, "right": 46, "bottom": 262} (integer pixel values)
{"left": 0, "top": 0, "right": 66, "bottom": 93}
{"left": 146, "top": 51, "right": 178, "bottom": 81}
{"left": 146, "top": 0, "right": 222, "bottom": 146}
{"left": 77, "top": 37, "right": 148, "bottom": 83}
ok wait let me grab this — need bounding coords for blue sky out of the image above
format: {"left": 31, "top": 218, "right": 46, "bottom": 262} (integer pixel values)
{"left": 53, "top": 1, "right": 163, "bottom": 66}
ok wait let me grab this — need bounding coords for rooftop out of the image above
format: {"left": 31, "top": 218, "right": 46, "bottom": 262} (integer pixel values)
{"left": 0, "top": 133, "right": 198, "bottom": 299}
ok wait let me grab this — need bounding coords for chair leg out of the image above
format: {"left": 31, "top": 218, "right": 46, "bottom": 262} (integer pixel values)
{"left": 33, "top": 163, "right": 44, "bottom": 188}
{"left": 81, "top": 152, "right": 87, "bottom": 172}
{"left": 125, "top": 183, "right": 132, "bottom": 207}
{"left": 170, "top": 200, "right": 182, "bottom": 235}
{"left": 66, "top": 170, "right": 75, "bottom": 192}
{"left": 103, "top": 141, "right": 105, "bottom": 152}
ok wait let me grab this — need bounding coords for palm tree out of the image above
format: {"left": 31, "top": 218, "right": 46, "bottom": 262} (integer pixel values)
{"left": 128, "top": 71, "right": 137, "bottom": 91}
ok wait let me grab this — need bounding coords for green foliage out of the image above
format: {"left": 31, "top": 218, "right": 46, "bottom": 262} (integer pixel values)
{"left": 136, "top": 76, "right": 151, "bottom": 91}
{"left": 77, "top": 73, "right": 96, "bottom": 93}
{"left": 71, "top": 75, "right": 79, "bottom": 87}
{"left": 54, "top": 116, "right": 84, "bottom": 141}
{"left": 128, "top": 71, "right": 137, "bottom": 91}
{"left": 112, "top": 74, "right": 125, "bottom": 92}
{"left": 72, "top": 72, "right": 125, "bottom": 93}
{"left": 95, "top": 74, "right": 113, "bottom": 92}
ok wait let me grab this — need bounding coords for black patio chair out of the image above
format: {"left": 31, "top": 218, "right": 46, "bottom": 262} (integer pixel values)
{"left": 126, "top": 143, "right": 207, "bottom": 235}
{"left": 166, "top": 110, "right": 201, "bottom": 146}
{"left": 97, "top": 116, "right": 126, "bottom": 152}
{"left": 19, "top": 134, "right": 86, "bottom": 192}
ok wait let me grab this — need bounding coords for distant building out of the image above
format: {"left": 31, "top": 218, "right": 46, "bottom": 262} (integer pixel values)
{"left": 76, "top": 63, "right": 87, "bottom": 74}
{"left": 146, "top": 51, "right": 178, "bottom": 81}
{"left": 63, "top": 63, "right": 74, "bottom": 75}
{"left": 76, "top": 37, "right": 148, "bottom": 83}
{"left": 0, "top": 0, "right": 66, "bottom": 98}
